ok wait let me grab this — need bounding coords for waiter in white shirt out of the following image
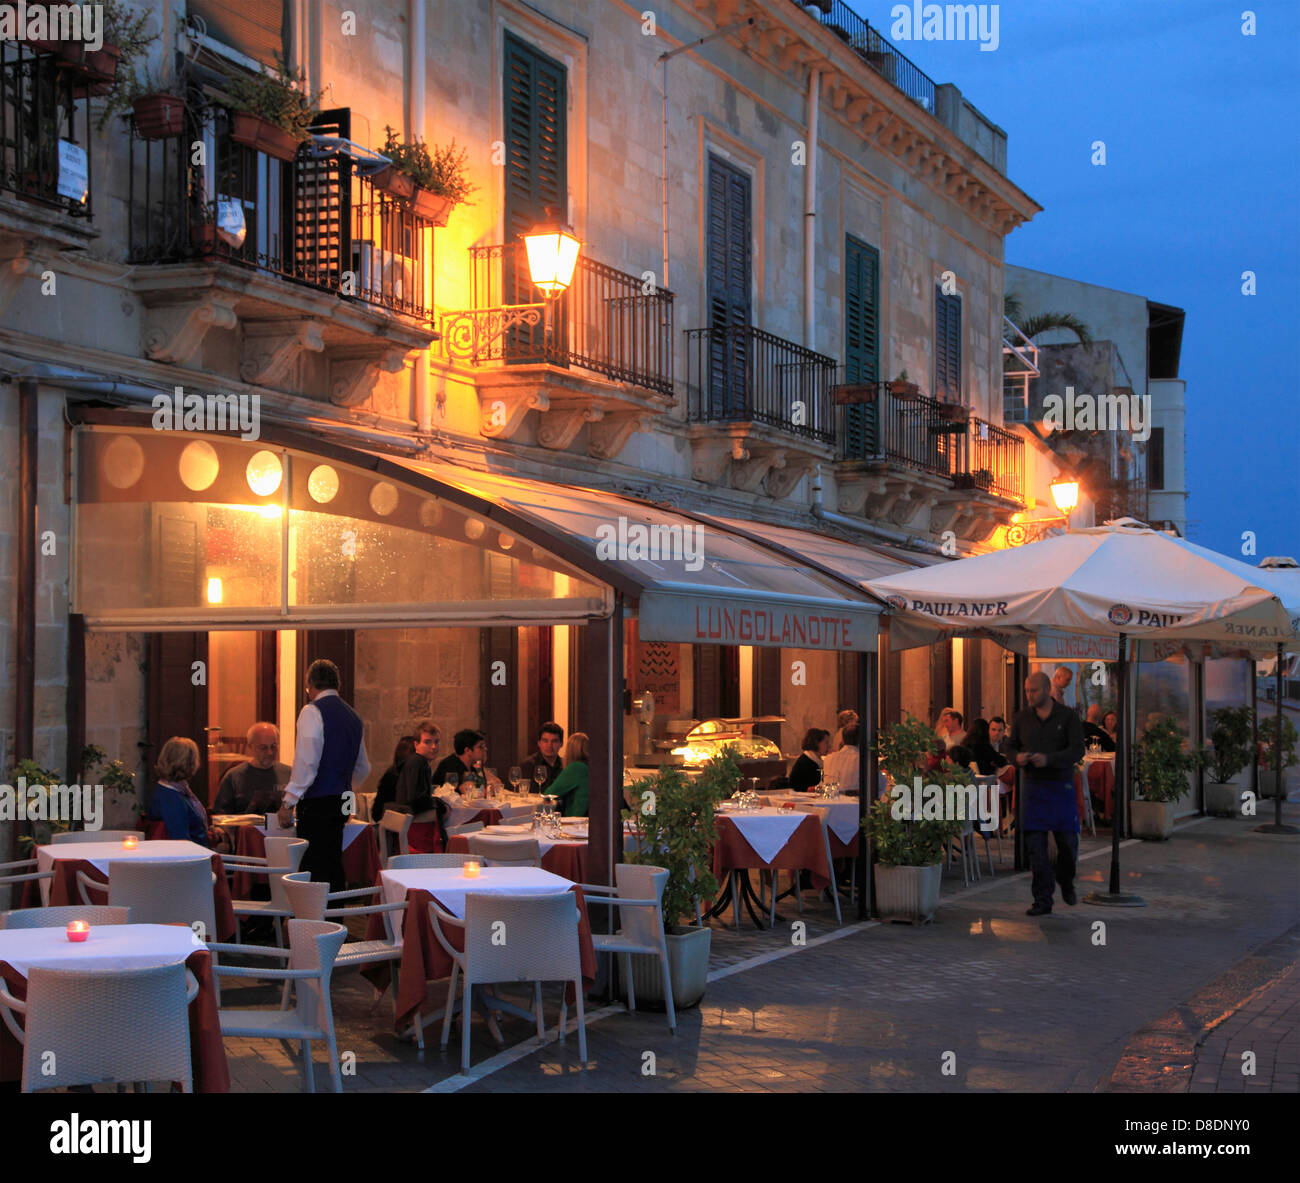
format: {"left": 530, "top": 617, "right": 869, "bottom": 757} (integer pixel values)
{"left": 277, "top": 659, "right": 370, "bottom": 891}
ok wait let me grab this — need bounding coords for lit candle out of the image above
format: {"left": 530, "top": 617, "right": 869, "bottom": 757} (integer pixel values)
{"left": 463, "top": 860, "right": 481, "bottom": 879}
{"left": 66, "top": 920, "right": 90, "bottom": 942}
{"left": 122, "top": 835, "right": 139, "bottom": 849}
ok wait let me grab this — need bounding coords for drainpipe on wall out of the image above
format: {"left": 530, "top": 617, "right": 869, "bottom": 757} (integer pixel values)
{"left": 11, "top": 379, "right": 38, "bottom": 860}
{"left": 804, "top": 67, "right": 819, "bottom": 352}
{"left": 409, "top": 0, "right": 433, "bottom": 435}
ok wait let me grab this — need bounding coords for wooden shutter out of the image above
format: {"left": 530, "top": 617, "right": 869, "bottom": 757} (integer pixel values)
{"left": 843, "top": 236, "right": 880, "bottom": 458}
{"left": 188, "top": 0, "right": 288, "bottom": 68}
{"left": 706, "top": 155, "right": 752, "bottom": 419}
{"left": 934, "top": 287, "right": 962, "bottom": 401}
{"left": 295, "top": 108, "right": 350, "bottom": 292}
{"left": 147, "top": 633, "right": 210, "bottom": 803}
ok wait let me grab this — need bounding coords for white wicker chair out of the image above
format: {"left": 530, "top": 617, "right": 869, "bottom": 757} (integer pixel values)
{"left": 50, "top": 830, "right": 140, "bottom": 844}
{"left": 499, "top": 803, "right": 536, "bottom": 823}
{"left": 579, "top": 864, "right": 676, "bottom": 1031}
{"left": 446, "top": 821, "right": 484, "bottom": 837}
{"left": 212, "top": 919, "right": 347, "bottom": 1093}
{"left": 377, "top": 810, "right": 412, "bottom": 867}
{"left": 388, "top": 853, "right": 476, "bottom": 869}
{"left": 466, "top": 835, "right": 541, "bottom": 868}
{"left": 0, "top": 962, "right": 198, "bottom": 1092}
{"left": 78, "top": 857, "right": 218, "bottom": 940}
{"left": 0, "top": 858, "right": 53, "bottom": 893}
{"left": 429, "top": 891, "right": 587, "bottom": 1072}
{"left": 2, "top": 905, "right": 130, "bottom": 930}
{"left": 225, "top": 837, "right": 309, "bottom": 945}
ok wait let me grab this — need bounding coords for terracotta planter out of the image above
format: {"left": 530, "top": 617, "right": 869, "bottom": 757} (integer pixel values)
{"left": 832, "top": 382, "right": 878, "bottom": 406}
{"left": 889, "top": 380, "right": 920, "bottom": 399}
{"left": 1131, "top": 799, "right": 1175, "bottom": 840}
{"left": 935, "top": 401, "right": 970, "bottom": 424}
{"left": 82, "top": 44, "right": 121, "bottom": 96}
{"left": 411, "top": 187, "right": 453, "bottom": 227}
{"left": 229, "top": 111, "right": 302, "bottom": 162}
{"left": 132, "top": 94, "right": 186, "bottom": 139}
{"left": 874, "top": 863, "right": 942, "bottom": 924}
{"left": 191, "top": 223, "right": 217, "bottom": 253}
{"left": 371, "top": 164, "right": 417, "bottom": 202}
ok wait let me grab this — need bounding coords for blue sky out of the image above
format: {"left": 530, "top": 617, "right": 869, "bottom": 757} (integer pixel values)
{"left": 885, "top": 0, "right": 1300, "bottom": 560}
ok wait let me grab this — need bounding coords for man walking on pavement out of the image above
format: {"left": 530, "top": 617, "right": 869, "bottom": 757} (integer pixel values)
{"left": 278, "top": 658, "right": 370, "bottom": 891}
{"left": 1008, "top": 671, "right": 1085, "bottom": 916}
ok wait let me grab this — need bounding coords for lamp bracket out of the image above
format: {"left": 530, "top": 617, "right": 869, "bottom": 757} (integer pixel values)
{"left": 440, "top": 305, "right": 546, "bottom": 363}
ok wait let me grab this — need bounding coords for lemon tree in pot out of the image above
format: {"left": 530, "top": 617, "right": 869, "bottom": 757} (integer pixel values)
{"left": 866, "top": 715, "right": 964, "bottom": 923}
{"left": 623, "top": 748, "right": 739, "bottom": 1008}
{"left": 1203, "top": 705, "right": 1254, "bottom": 817}
{"left": 1258, "top": 713, "right": 1297, "bottom": 800}
{"left": 1132, "top": 717, "right": 1201, "bottom": 839}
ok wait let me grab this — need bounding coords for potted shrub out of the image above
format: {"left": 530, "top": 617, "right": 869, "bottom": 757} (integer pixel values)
{"left": 624, "top": 748, "right": 740, "bottom": 1009}
{"left": 867, "top": 715, "right": 963, "bottom": 923}
{"left": 888, "top": 370, "right": 920, "bottom": 398}
{"left": 971, "top": 468, "right": 994, "bottom": 490}
{"left": 1258, "top": 713, "right": 1297, "bottom": 800}
{"left": 5, "top": 759, "right": 70, "bottom": 850}
{"left": 223, "top": 56, "right": 321, "bottom": 162}
{"left": 1131, "top": 717, "right": 1200, "bottom": 839}
{"left": 374, "top": 126, "right": 477, "bottom": 226}
{"left": 1203, "top": 705, "right": 1254, "bottom": 816}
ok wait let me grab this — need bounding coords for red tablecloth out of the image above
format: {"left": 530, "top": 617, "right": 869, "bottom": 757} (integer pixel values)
{"left": 44, "top": 854, "right": 236, "bottom": 942}
{"left": 225, "top": 824, "right": 382, "bottom": 897}
{"left": 446, "top": 834, "right": 587, "bottom": 883}
{"left": 0, "top": 947, "right": 230, "bottom": 1093}
{"left": 828, "top": 831, "right": 860, "bottom": 860}
{"left": 380, "top": 885, "right": 596, "bottom": 1031}
{"left": 712, "top": 814, "right": 832, "bottom": 891}
{"left": 1074, "top": 763, "right": 1117, "bottom": 823}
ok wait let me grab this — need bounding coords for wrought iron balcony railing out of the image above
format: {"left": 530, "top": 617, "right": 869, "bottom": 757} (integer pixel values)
{"left": 468, "top": 242, "right": 674, "bottom": 396}
{"left": 127, "top": 105, "right": 433, "bottom": 320}
{"left": 806, "top": 1, "right": 937, "bottom": 113}
{"left": 1, "top": 41, "right": 94, "bottom": 216}
{"left": 686, "top": 324, "right": 837, "bottom": 445}
{"left": 834, "top": 381, "right": 1024, "bottom": 501}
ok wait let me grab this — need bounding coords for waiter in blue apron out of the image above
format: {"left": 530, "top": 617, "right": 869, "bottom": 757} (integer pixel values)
{"left": 1007, "top": 670, "right": 1086, "bottom": 916}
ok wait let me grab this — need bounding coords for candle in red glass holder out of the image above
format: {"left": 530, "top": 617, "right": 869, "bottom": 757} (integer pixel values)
{"left": 66, "top": 920, "right": 90, "bottom": 942}
{"left": 463, "top": 860, "right": 481, "bottom": 879}
{"left": 122, "top": 834, "right": 139, "bottom": 849}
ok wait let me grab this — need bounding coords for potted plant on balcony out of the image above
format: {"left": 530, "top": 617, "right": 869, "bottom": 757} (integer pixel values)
{"left": 1131, "top": 717, "right": 1201, "bottom": 839}
{"left": 1258, "top": 712, "right": 1297, "bottom": 800}
{"left": 124, "top": 63, "right": 193, "bottom": 140}
{"left": 971, "top": 467, "right": 994, "bottom": 490}
{"left": 888, "top": 370, "right": 920, "bottom": 398}
{"left": 1203, "top": 705, "right": 1254, "bottom": 817}
{"left": 624, "top": 748, "right": 739, "bottom": 1009}
{"left": 86, "top": 0, "right": 160, "bottom": 126}
{"left": 223, "top": 56, "right": 321, "bottom": 162}
{"left": 865, "top": 715, "right": 963, "bottom": 923}
{"left": 373, "top": 126, "right": 477, "bottom": 226}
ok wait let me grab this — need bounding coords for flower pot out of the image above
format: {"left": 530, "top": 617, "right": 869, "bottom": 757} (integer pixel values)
{"left": 874, "top": 863, "right": 942, "bottom": 924}
{"left": 132, "top": 94, "right": 186, "bottom": 140}
{"left": 191, "top": 223, "right": 217, "bottom": 254}
{"left": 411, "top": 186, "right": 454, "bottom": 227}
{"left": 624, "top": 925, "right": 711, "bottom": 1010}
{"left": 1258, "top": 770, "right": 1284, "bottom": 799}
{"left": 1203, "top": 782, "right": 1239, "bottom": 817}
{"left": 229, "top": 111, "right": 301, "bottom": 162}
{"left": 82, "top": 43, "right": 120, "bottom": 95}
{"left": 935, "top": 401, "right": 969, "bottom": 423}
{"left": 889, "top": 380, "right": 920, "bottom": 398}
{"left": 1130, "top": 799, "right": 1175, "bottom": 840}
{"left": 371, "top": 164, "right": 417, "bottom": 203}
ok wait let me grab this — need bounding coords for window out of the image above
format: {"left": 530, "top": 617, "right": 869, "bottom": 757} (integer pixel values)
{"left": 188, "top": 0, "right": 289, "bottom": 69}
{"left": 503, "top": 32, "right": 567, "bottom": 244}
{"left": 934, "top": 287, "right": 962, "bottom": 401}
{"left": 1148, "top": 426, "right": 1165, "bottom": 491}
{"left": 705, "top": 154, "right": 752, "bottom": 417}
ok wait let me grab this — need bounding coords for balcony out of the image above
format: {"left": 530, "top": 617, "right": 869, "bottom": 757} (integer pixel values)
{"left": 805, "top": 1, "right": 937, "bottom": 113}
{"left": 833, "top": 381, "right": 1023, "bottom": 540}
{"left": 124, "top": 104, "right": 434, "bottom": 404}
{"left": 685, "top": 324, "right": 836, "bottom": 498}
{"left": 465, "top": 242, "right": 675, "bottom": 459}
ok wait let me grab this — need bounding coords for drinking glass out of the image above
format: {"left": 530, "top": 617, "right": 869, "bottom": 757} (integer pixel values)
{"left": 486, "top": 768, "right": 498, "bottom": 800}
{"left": 534, "top": 765, "right": 548, "bottom": 792}
{"left": 508, "top": 765, "right": 522, "bottom": 794}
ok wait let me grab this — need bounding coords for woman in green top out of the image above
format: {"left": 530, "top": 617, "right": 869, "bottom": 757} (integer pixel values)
{"left": 549, "top": 732, "right": 589, "bottom": 817}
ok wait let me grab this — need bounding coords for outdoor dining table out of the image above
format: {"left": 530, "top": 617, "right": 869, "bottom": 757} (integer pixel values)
{"left": 446, "top": 821, "right": 589, "bottom": 882}
{"left": 1081, "top": 758, "right": 1117, "bottom": 821}
{"left": 216, "top": 818, "right": 380, "bottom": 896}
{"left": 763, "top": 792, "right": 862, "bottom": 856}
{"left": 372, "top": 866, "right": 597, "bottom": 1032}
{"left": 0, "top": 923, "right": 230, "bottom": 1092}
{"left": 28, "top": 840, "right": 237, "bottom": 940}
{"left": 705, "top": 807, "right": 832, "bottom": 929}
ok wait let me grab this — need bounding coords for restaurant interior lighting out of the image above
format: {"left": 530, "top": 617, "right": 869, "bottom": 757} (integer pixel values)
{"left": 206, "top": 577, "right": 223, "bottom": 604}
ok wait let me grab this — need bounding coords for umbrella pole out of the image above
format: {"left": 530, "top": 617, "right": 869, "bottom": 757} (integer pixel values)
{"left": 1256, "top": 641, "right": 1297, "bottom": 835}
{"left": 1086, "top": 631, "right": 1145, "bottom": 906}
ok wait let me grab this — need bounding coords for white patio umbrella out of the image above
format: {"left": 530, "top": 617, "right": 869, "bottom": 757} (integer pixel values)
{"left": 1251, "top": 558, "right": 1300, "bottom": 835}
{"left": 863, "top": 521, "right": 1296, "bottom": 904}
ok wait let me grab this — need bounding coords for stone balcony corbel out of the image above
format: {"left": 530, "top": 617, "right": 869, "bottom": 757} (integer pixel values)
{"left": 589, "top": 410, "right": 655, "bottom": 460}
{"left": 689, "top": 429, "right": 749, "bottom": 485}
{"left": 480, "top": 388, "right": 550, "bottom": 439}
{"left": 933, "top": 486, "right": 1020, "bottom": 543}
{"left": 539, "top": 404, "right": 604, "bottom": 451}
{"left": 240, "top": 320, "right": 326, "bottom": 390}
{"left": 687, "top": 420, "right": 833, "bottom": 499}
{"left": 141, "top": 292, "right": 240, "bottom": 366}
{"left": 329, "top": 347, "right": 409, "bottom": 408}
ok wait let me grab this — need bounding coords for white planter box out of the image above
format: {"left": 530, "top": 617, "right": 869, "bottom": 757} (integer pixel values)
{"left": 625, "top": 925, "right": 711, "bottom": 1010}
{"left": 1203, "top": 782, "right": 1239, "bottom": 817}
{"left": 1131, "top": 799, "right": 1175, "bottom": 840}
{"left": 874, "top": 863, "right": 942, "bottom": 924}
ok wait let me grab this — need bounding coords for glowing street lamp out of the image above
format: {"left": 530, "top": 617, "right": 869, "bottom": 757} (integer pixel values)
{"left": 1050, "top": 475, "right": 1080, "bottom": 530}
{"left": 523, "top": 212, "right": 581, "bottom": 298}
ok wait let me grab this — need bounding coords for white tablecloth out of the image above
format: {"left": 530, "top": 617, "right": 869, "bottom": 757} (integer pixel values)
{"left": 379, "top": 866, "right": 573, "bottom": 921}
{"left": 35, "top": 840, "right": 213, "bottom": 905}
{"left": 714, "top": 807, "right": 806, "bottom": 865}
{"left": 765, "top": 795, "right": 860, "bottom": 844}
{"left": 467, "top": 822, "right": 587, "bottom": 858}
{"left": 445, "top": 795, "right": 544, "bottom": 828}
{"left": 0, "top": 923, "right": 203, "bottom": 977}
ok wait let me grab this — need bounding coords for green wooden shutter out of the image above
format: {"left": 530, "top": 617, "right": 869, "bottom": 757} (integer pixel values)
{"left": 934, "top": 287, "right": 962, "bottom": 401}
{"left": 844, "top": 236, "right": 880, "bottom": 458}
{"left": 706, "top": 155, "right": 752, "bottom": 419}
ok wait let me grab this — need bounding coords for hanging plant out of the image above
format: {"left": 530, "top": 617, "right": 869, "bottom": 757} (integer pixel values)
{"left": 373, "top": 125, "right": 477, "bottom": 225}
{"left": 223, "top": 54, "right": 322, "bottom": 162}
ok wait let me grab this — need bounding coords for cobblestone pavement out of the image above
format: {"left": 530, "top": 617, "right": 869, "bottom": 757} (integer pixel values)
{"left": 220, "top": 797, "right": 1300, "bottom": 1093}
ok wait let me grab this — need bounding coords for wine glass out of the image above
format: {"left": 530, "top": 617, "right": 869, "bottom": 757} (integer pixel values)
{"left": 508, "top": 765, "right": 522, "bottom": 794}
{"left": 485, "top": 767, "right": 498, "bottom": 800}
{"left": 533, "top": 764, "right": 547, "bottom": 793}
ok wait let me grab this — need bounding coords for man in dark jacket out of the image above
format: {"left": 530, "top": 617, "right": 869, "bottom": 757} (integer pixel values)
{"left": 521, "top": 722, "right": 564, "bottom": 792}
{"left": 1008, "top": 671, "right": 1085, "bottom": 916}
{"left": 392, "top": 721, "right": 447, "bottom": 850}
